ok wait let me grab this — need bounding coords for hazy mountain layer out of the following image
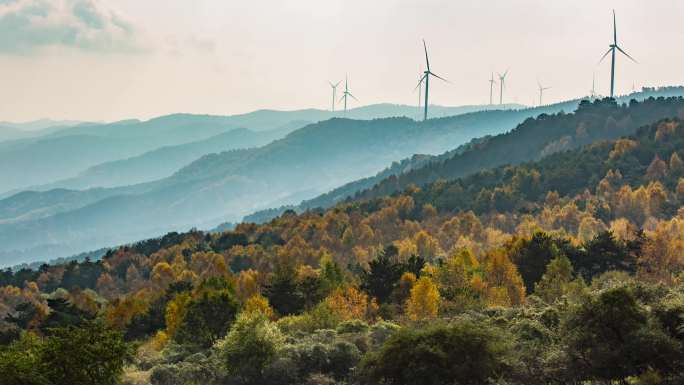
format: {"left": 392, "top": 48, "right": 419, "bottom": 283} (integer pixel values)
{"left": 0, "top": 103, "right": 520, "bottom": 195}
{"left": 0, "top": 107, "right": 536, "bottom": 265}
{"left": 28, "top": 125, "right": 297, "bottom": 191}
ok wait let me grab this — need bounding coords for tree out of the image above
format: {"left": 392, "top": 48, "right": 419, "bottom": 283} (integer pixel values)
{"left": 414, "top": 231, "right": 441, "bottom": 260}
{"left": 265, "top": 268, "right": 305, "bottom": 316}
{"left": 575, "top": 231, "right": 639, "bottom": 279}
{"left": 669, "top": 152, "right": 684, "bottom": 174}
{"left": 485, "top": 250, "right": 526, "bottom": 306}
{"left": 325, "top": 286, "right": 377, "bottom": 322}
{"left": 360, "top": 249, "right": 404, "bottom": 303}
{"left": 0, "top": 332, "right": 49, "bottom": 385}
{"left": 646, "top": 154, "right": 668, "bottom": 180}
{"left": 39, "top": 298, "right": 94, "bottom": 334}
{"left": 319, "top": 255, "right": 345, "bottom": 296}
{"left": 217, "top": 312, "right": 285, "bottom": 384}
{"left": 236, "top": 269, "right": 260, "bottom": 302}
{"left": 124, "top": 281, "right": 192, "bottom": 341}
{"left": 508, "top": 231, "right": 568, "bottom": 293}
{"left": 405, "top": 276, "right": 440, "bottom": 320}
{"left": 562, "top": 287, "right": 682, "bottom": 382}
{"left": 243, "top": 294, "right": 275, "bottom": 319}
{"left": 151, "top": 262, "right": 175, "bottom": 290}
{"left": 533, "top": 255, "right": 575, "bottom": 303}
{"left": 174, "top": 288, "right": 239, "bottom": 348}
{"left": 40, "top": 320, "right": 133, "bottom": 385}
{"left": 361, "top": 321, "right": 510, "bottom": 385}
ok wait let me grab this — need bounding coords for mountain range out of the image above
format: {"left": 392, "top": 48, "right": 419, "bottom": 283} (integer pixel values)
{"left": 0, "top": 104, "right": 525, "bottom": 196}
{"left": 2, "top": 87, "right": 684, "bottom": 266}
{"left": 0, "top": 104, "right": 540, "bottom": 265}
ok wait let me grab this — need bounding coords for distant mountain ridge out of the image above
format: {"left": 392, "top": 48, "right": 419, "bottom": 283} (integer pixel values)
{"left": 0, "top": 103, "right": 521, "bottom": 195}
{"left": 0, "top": 119, "right": 87, "bottom": 143}
{"left": 27, "top": 124, "right": 300, "bottom": 191}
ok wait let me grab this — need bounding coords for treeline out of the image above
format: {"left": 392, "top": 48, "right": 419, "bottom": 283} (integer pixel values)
{"left": 356, "top": 96, "right": 684, "bottom": 202}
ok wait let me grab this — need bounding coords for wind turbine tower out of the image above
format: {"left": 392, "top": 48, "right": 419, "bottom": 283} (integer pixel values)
{"left": 339, "top": 76, "right": 357, "bottom": 113}
{"left": 498, "top": 70, "right": 509, "bottom": 105}
{"left": 417, "top": 40, "right": 448, "bottom": 121}
{"left": 489, "top": 73, "right": 496, "bottom": 105}
{"left": 329, "top": 81, "right": 340, "bottom": 112}
{"left": 599, "top": 10, "right": 637, "bottom": 98}
{"left": 416, "top": 71, "right": 425, "bottom": 109}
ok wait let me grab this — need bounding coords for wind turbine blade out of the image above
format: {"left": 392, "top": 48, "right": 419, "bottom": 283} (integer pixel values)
{"left": 414, "top": 75, "right": 426, "bottom": 91}
{"left": 348, "top": 93, "right": 358, "bottom": 101}
{"left": 335, "top": 81, "right": 341, "bottom": 87}
{"left": 430, "top": 72, "right": 449, "bottom": 83}
{"left": 613, "top": 10, "right": 617, "bottom": 45}
{"left": 422, "top": 39, "right": 430, "bottom": 71}
{"left": 503, "top": 69, "right": 509, "bottom": 78}
{"left": 339, "top": 95, "right": 346, "bottom": 103}
{"left": 616, "top": 46, "right": 637, "bottom": 63}
{"left": 598, "top": 48, "right": 613, "bottom": 64}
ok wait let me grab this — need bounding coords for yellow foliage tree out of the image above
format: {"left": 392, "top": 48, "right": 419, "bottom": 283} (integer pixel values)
{"left": 609, "top": 139, "right": 637, "bottom": 160}
{"left": 640, "top": 218, "right": 684, "bottom": 283}
{"left": 236, "top": 269, "right": 261, "bottom": 303}
{"left": 414, "top": 230, "right": 441, "bottom": 260}
{"left": 243, "top": 294, "right": 275, "bottom": 319}
{"left": 670, "top": 152, "right": 684, "bottom": 173}
{"left": 405, "top": 276, "right": 440, "bottom": 321}
{"left": 395, "top": 271, "right": 417, "bottom": 303}
{"left": 151, "top": 262, "right": 175, "bottom": 290}
{"left": 165, "top": 292, "right": 191, "bottom": 338}
{"left": 105, "top": 293, "right": 148, "bottom": 330}
{"left": 395, "top": 238, "right": 418, "bottom": 261}
{"left": 646, "top": 155, "right": 668, "bottom": 180}
{"left": 325, "top": 286, "right": 377, "bottom": 322}
{"left": 484, "top": 250, "right": 526, "bottom": 306}
{"left": 435, "top": 248, "right": 479, "bottom": 292}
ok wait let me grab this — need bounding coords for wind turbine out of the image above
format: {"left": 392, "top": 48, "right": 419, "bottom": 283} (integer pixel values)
{"left": 599, "top": 10, "right": 637, "bottom": 98}
{"left": 498, "top": 70, "right": 509, "bottom": 105}
{"left": 488, "top": 73, "right": 497, "bottom": 105}
{"left": 416, "top": 39, "right": 448, "bottom": 121}
{"left": 339, "top": 76, "right": 357, "bottom": 113}
{"left": 329, "top": 81, "right": 340, "bottom": 112}
{"left": 590, "top": 73, "right": 597, "bottom": 99}
{"left": 537, "top": 80, "right": 551, "bottom": 106}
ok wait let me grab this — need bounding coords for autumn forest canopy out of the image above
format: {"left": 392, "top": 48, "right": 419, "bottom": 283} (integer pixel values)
{"left": 5, "top": 96, "right": 684, "bottom": 384}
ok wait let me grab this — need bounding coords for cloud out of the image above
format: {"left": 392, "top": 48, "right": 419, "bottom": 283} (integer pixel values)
{"left": 0, "top": 0, "right": 144, "bottom": 53}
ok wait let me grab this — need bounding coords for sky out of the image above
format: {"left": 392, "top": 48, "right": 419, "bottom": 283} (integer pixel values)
{"left": 1, "top": 0, "right": 683, "bottom": 122}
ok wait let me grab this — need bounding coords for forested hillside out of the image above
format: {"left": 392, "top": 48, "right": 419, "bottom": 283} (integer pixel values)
{"left": 243, "top": 138, "right": 483, "bottom": 224}
{"left": 245, "top": 95, "right": 684, "bottom": 225}
{"left": 355, "top": 96, "right": 684, "bottom": 201}
{"left": 3, "top": 113, "right": 684, "bottom": 384}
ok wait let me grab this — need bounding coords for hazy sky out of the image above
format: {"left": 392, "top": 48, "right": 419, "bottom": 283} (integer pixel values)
{"left": 1, "top": 0, "right": 683, "bottom": 122}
